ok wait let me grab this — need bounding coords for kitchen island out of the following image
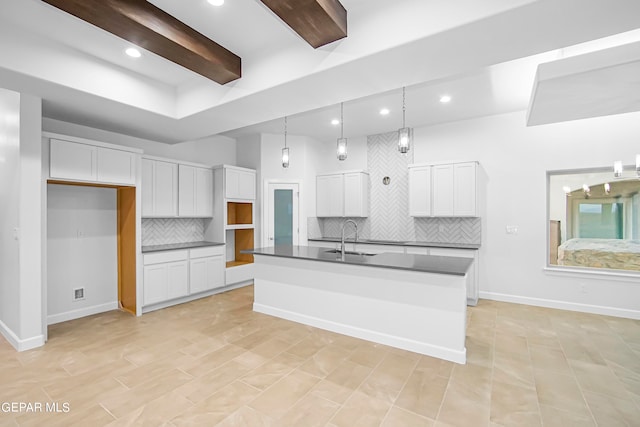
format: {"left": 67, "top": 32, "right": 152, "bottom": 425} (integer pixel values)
{"left": 246, "top": 246, "right": 472, "bottom": 364}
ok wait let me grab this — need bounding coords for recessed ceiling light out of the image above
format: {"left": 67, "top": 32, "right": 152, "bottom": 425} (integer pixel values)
{"left": 440, "top": 95, "right": 452, "bottom": 103}
{"left": 331, "top": 119, "right": 340, "bottom": 125}
{"left": 207, "top": 0, "right": 224, "bottom": 6}
{"left": 379, "top": 108, "right": 390, "bottom": 115}
{"left": 125, "top": 47, "right": 141, "bottom": 58}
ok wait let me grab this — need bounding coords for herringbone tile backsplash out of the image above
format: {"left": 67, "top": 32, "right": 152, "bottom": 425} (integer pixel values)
{"left": 142, "top": 218, "right": 205, "bottom": 246}
{"left": 368, "top": 131, "right": 414, "bottom": 241}
{"left": 313, "top": 130, "right": 482, "bottom": 245}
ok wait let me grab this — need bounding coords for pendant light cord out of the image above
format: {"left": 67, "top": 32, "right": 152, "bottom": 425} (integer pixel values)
{"left": 340, "top": 102, "right": 344, "bottom": 138}
{"left": 402, "top": 86, "right": 406, "bottom": 128}
{"left": 284, "top": 116, "right": 287, "bottom": 148}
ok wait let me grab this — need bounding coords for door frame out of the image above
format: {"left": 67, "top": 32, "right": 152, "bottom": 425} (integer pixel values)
{"left": 262, "top": 180, "right": 302, "bottom": 248}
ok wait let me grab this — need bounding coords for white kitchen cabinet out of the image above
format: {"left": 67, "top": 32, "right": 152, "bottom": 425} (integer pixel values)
{"left": 50, "top": 139, "right": 97, "bottom": 182}
{"left": 143, "top": 250, "right": 189, "bottom": 306}
{"left": 96, "top": 147, "right": 135, "bottom": 185}
{"left": 50, "top": 138, "right": 136, "bottom": 185}
{"left": 316, "top": 174, "right": 344, "bottom": 217}
{"left": 189, "top": 246, "right": 225, "bottom": 294}
{"left": 179, "top": 165, "right": 213, "bottom": 217}
{"left": 432, "top": 164, "right": 455, "bottom": 216}
{"left": 430, "top": 247, "right": 479, "bottom": 306}
{"left": 410, "top": 161, "right": 478, "bottom": 217}
{"left": 344, "top": 172, "right": 369, "bottom": 217}
{"left": 408, "top": 165, "right": 432, "bottom": 216}
{"left": 143, "top": 264, "right": 168, "bottom": 306}
{"left": 316, "top": 171, "right": 369, "bottom": 217}
{"left": 166, "top": 261, "right": 189, "bottom": 300}
{"left": 453, "top": 162, "right": 477, "bottom": 217}
{"left": 142, "top": 158, "right": 178, "bottom": 217}
{"left": 143, "top": 246, "right": 224, "bottom": 309}
{"left": 225, "top": 166, "right": 256, "bottom": 200}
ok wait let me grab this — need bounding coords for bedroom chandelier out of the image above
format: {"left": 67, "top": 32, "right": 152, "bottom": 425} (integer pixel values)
{"left": 398, "top": 86, "right": 413, "bottom": 154}
{"left": 613, "top": 155, "right": 640, "bottom": 178}
{"left": 337, "top": 102, "right": 347, "bottom": 161}
{"left": 282, "top": 116, "right": 290, "bottom": 168}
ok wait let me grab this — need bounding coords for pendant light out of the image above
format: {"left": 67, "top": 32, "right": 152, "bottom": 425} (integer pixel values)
{"left": 398, "top": 86, "right": 413, "bottom": 153}
{"left": 337, "top": 102, "right": 347, "bottom": 161}
{"left": 282, "top": 116, "right": 290, "bottom": 168}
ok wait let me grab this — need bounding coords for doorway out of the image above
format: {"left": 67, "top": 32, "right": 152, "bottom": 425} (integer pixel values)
{"left": 266, "top": 182, "right": 299, "bottom": 247}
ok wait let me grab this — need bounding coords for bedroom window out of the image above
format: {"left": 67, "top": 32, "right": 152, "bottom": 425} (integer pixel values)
{"left": 548, "top": 167, "right": 640, "bottom": 273}
{"left": 575, "top": 201, "right": 623, "bottom": 239}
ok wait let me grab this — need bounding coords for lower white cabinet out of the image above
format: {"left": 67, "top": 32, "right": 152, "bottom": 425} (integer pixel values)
{"left": 143, "top": 250, "right": 189, "bottom": 306}
{"left": 143, "top": 246, "right": 225, "bottom": 308}
{"left": 189, "top": 247, "right": 225, "bottom": 293}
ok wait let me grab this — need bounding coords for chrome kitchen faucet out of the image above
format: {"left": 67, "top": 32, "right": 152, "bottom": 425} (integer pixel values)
{"left": 340, "top": 219, "right": 358, "bottom": 260}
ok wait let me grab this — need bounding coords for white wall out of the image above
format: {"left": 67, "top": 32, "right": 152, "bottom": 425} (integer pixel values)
{"left": 47, "top": 184, "right": 118, "bottom": 324}
{"left": 0, "top": 88, "right": 44, "bottom": 350}
{"left": 316, "top": 135, "right": 368, "bottom": 174}
{"left": 43, "top": 118, "right": 237, "bottom": 166}
{"left": 258, "top": 133, "right": 324, "bottom": 246}
{"left": 413, "top": 110, "right": 640, "bottom": 318}
{"left": 19, "top": 94, "right": 43, "bottom": 343}
{"left": 0, "top": 88, "right": 22, "bottom": 343}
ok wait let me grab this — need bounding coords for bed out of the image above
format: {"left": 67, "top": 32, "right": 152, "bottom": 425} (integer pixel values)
{"left": 557, "top": 238, "right": 640, "bottom": 271}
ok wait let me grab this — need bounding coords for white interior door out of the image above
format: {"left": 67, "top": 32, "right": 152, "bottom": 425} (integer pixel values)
{"left": 267, "top": 183, "right": 299, "bottom": 247}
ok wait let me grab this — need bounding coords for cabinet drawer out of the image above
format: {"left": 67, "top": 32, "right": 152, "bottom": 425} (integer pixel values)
{"left": 143, "top": 250, "right": 188, "bottom": 265}
{"left": 190, "top": 245, "right": 224, "bottom": 259}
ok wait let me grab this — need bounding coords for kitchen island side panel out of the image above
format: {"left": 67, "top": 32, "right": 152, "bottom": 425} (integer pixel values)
{"left": 252, "top": 255, "right": 467, "bottom": 364}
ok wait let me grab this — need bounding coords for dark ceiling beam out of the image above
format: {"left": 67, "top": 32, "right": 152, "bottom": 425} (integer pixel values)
{"left": 41, "top": 0, "right": 241, "bottom": 84}
{"left": 260, "top": 0, "right": 347, "bottom": 48}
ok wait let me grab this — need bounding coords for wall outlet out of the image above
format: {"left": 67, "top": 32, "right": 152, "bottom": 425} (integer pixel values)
{"left": 438, "top": 225, "right": 446, "bottom": 233}
{"left": 580, "top": 283, "right": 587, "bottom": 294}
{"left": 73, "top": 287, "right": 85, "bottom": 301}
{"left": 505, "top": 225, "right": 519, "bottom": 235}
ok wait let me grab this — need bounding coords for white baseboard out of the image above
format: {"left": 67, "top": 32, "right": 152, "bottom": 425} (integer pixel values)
{"left": 479, "top": 291, "right": 640, "bottom": 320}
{"left": 254, "top": 303, "right": 466, "bottom": 364}
{"left": 0, "top": 319, "right": 45, "bottom": 351}
{"left": 47, "top": 302, "right": 119, "bottom": 325}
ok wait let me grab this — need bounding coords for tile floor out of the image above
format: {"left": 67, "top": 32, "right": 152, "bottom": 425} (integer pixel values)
{"left": 0, "top": 285, "right": 639, "bottom": 426}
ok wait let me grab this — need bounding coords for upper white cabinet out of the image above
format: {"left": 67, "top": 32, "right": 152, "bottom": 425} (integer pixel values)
{"left": 409, "top": 161, "right": 478, "bottom": 217}
{"left": 50, "top": 138, "right": 136, "bottom": 185}
{"left": 96, "top": 147, "right": 135, "bottom": 184}
{"left": 408, "top": 165, "right": 432, "bottom": 217}
{"left": 453, "top": 162, "right": 477, "bottom": 217}
{"left": 142, "top": 158, "right": 178, "bottom": 218}
{"left": 225, "top": 166, "right": 256, "bottom": 200}
{"left": 344, "top": 172, "right": 369, "bottom": 217}
{"left": 432, "top": 164, "right": 455, "bottom": 216}
{"left": 316, "top": 174, "right": 344, "bottom": 217}
{"left": 142, "top": 157, "right": 213, "bottom": 218}
{"left": 316, "top": 171, "right": 369, "bottom": 217}
{"left": 179, "top": 165, "right": 213, "bottom": 217}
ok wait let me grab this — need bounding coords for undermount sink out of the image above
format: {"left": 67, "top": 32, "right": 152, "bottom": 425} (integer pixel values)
{"left": 324, "top": 249, "right": 375, "bottom": 256}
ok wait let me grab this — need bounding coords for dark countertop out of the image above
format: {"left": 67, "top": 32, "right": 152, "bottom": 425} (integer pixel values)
{"left": 142, "top": 241, "right": 225, "bottom": 253}
{"left": 244, "top": 246, "right": 473, "bottom": 276}
{"left": 308, "top": 237, "right": 480, "bottom": 250}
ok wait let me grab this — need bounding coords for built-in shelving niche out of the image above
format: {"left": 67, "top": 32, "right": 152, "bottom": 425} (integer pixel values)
{"left": 225, "top": 202, "right": 254, "bottom": 268}
{"left": 227, "top": 202, "right": 252, "bottom": 226}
